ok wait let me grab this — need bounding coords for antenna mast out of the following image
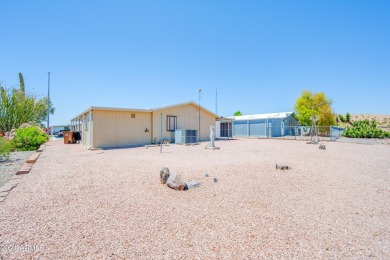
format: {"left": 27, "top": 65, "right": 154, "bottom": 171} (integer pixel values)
{"left": 215, "top": 88, "right": 218, "bottom": 115}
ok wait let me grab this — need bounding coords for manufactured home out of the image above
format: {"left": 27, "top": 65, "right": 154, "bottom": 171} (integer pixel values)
{"left": 70, "top": 102, "right": 219, "bottom": 149}
{"left": 232, "top": 112, "right": 299, "bottom": 138}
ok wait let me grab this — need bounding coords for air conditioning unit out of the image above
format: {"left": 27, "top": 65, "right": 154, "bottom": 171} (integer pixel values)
{"left": 175, "top": 129, "right": 198, "bottom": 144}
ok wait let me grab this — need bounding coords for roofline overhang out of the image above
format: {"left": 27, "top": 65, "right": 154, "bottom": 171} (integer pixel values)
{"left": 233, "top": 112, "right": 294, "bottom": 121}
{"left": 153, "top": 101, "right": 218, "bottom": 118}
{"left": 71, "top": 106, "right": 152, "bottom": 121}
{"left": 71, "top": 101, "right": 220, "bottom": 121}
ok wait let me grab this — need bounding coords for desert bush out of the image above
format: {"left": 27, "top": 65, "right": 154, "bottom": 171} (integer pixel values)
{"left": 0, "top": 137, "right": 13, "bottom": 160}
{"left": 11, "top": 125, "right": 49, "bottom": 151}
{"left": 345, "top": 112, "right": 351, "bottom": 123}
{"left": 343, "top": 119, "right": 390, "bottom": 139}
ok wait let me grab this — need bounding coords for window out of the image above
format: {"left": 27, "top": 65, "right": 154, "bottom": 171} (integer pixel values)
{"left": 167, "top": 116, "right": 177, "bottom": 131}
{"left": 131, "top": 113, "right": 136, "bottom": 118}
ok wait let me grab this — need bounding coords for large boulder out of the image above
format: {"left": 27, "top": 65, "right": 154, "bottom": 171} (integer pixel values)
{"left": 166, "top": 173, "right": 185, "bottom": 190}
{"left": 160, "top": 167, "right": 170, "bottom": 184}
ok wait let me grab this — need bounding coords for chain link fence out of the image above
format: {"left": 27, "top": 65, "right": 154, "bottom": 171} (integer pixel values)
{"left": 256, "top": 126, "right": 346, "bottom": 141}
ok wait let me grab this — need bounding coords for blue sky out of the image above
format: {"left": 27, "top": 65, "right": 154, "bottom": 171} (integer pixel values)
{"left": 1, "top": 0, "right": 389, "bottom": 125}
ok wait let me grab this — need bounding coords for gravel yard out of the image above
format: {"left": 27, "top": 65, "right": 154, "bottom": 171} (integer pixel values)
{"left": 0, "top": 139, "right": 389, "bottom": 258}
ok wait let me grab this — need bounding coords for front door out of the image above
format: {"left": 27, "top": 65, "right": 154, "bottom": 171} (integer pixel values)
{"left": 220, "top": 122, "right": 232, "bottom": 138}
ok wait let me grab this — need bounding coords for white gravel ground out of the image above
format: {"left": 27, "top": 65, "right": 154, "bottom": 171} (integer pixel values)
{"left": 0, "top": 139, "right": 389, "bottom": 259}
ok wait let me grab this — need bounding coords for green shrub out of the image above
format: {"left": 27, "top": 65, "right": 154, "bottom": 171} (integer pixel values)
{"left": 342, "top": 119, "right": 389, "bottom": 139}
{"left": 11, "top": 125, "right": 49, "bottom": 151}
{"left": 346, "top": 112, "right": 351, "bottom": 123}
{"left": 0, "top": 137, "right": 13, "bottom": 160}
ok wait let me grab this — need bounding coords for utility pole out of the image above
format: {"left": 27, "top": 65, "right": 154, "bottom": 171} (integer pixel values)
{"left": 215, "top": 88, "right": 218, "bottom": 115}
{"left": 160, "top": 113, "right": 163, "bottom": 153}
{"left": 47, "top": 71, "right": 50, "bottom": 134}
{"left": 198, "top": 89, "right": 202, "bottom": 142}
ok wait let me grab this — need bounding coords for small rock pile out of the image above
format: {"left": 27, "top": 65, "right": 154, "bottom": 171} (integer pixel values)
{"left": 160, "top": 167, "right": 200, "bottom": 191}
{"left": 276, "top": 164, "right": 289, "bottom": 170}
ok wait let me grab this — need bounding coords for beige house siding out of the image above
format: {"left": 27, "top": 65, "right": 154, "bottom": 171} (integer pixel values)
{"left": 93, "top": 110, "right": 152, "bottom": 148}
{"left": 71, "top": 102, "right": 218, "bottom": 148}
{"left": 152, "top": 103, "right": 216, "bottom": 142}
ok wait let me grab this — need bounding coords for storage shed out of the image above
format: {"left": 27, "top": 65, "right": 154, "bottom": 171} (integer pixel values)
{"left": 233, "top": 112, "right": 299, "bottom": 138}
{"left": 70, "top": 102, "right": 218, "bottom": 149}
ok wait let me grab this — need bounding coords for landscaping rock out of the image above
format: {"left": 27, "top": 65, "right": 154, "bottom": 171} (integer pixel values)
{"left": 276, "top": 164, "right": 289, "bottom": 170}
{"left": 160, "top": 167, "right": 170, "bottom": 184}
{"left": 204, "top": 173, "right": 209, "bottom": 177}
{"left": 184, "top": 179, "right": 200, "bottom": 190}
{"left": 319, "top": 143, "right": 326, "bottom": 150}
{"left": 166, "top": 173, "right": 185, "bottom": 190}
{"left": 213, "top": 178, "right": 218, "bottom": 183}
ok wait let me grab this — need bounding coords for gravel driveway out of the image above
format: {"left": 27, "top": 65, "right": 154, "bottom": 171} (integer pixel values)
{"left": 1, "top": 139, "right": 389, "bottom": 258}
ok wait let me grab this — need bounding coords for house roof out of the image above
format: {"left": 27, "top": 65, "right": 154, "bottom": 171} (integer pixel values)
{"left": 233, "top": 112, "right": 294, "bottom": 121}
{"left": 153, "top": 101, "right": 218, "bottom": 118}
{"left": 71, "top": 101, "right": 218, "bottom": 121}
{"left": 71, "top": 106, "right": 151, "bottom": 120}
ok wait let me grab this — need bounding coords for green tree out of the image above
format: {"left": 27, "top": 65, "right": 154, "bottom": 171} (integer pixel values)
{"left": 345, "top": 112, "right": 351, "bottom": 123}
{"left": 0, "top": 75, "right": 55, "bottom": 133}
{"left": 234, "top": 111, "right": 243, "bottom": 116}
{"left": 294, "top": 90, "right": 335, "bottom": 126}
